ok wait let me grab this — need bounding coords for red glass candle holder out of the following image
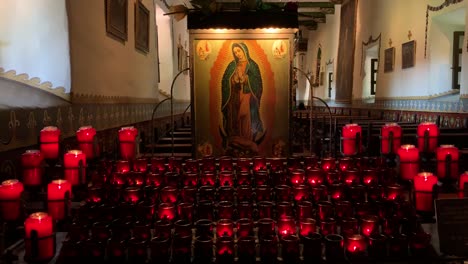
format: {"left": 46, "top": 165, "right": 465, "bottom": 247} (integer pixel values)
{"left": 325, "top": 234, "right": 345, "bottom": 262}
{"left": 382, "top": 216, "right": 400, "bottom": 236}
{"left": 320, "top": 218, "right": 337, "bottom": 236}
{"left": 200, "top": 171, "right": 216, "bottom": 186}
{"left": 342, "top": 124, "right": 362, "bottom": 156}
{"left": 0, "top": 179, "right": 24, "bottom": 221}
{"left": 254, "top": 170, "right": 269, "bottom": 186}
{"left": 237, "top": 218, "right": 254, "bottom": 238}
{"left": 343, "top": 169, "right": 360, "bottom": 186}
{"left": 150, "top": 157, "right": 166, "bottom": 173}
{"left": 201, "top": 155, "right": 216, "bottom": 172}
{"left": 91, "top": 222, "right": 111, "bottom": 242}
{"left": 47, "top": 179, "right": 72, "bottom": 220}
{"left": 257, "top": 218, "right": 275, "bottom": 238}
{"left": 216, "top": 219, "right": 234, "bottom": 237}
{"left": 417, "top": 122, "right": 439, "bottom": 152}
{"left": 268, "top": 157, "right": 286, "bottom": 172}
{"left": 281, "top": 235, "right": 300, "bottom": 263}
{"left": 181, "top": 185, "right": 196, "bottom": 203}
{"left": 107, "top": 237, "right": 126, "bottom": 263}
{"left": 237, "top": 236, "right": 256, "bottom": 263}
{"left": 154, "top": 220, "right": 172, "bottom": 239}
{"left": 255, "top": 185, "right": 272, "bottom": 201}
{"left": 297, "top": 200, "right": 313, "bottom": 220}
{"left": 345, "top": 234, "right": 367, "bottom": 259}
{"left": 368, "top": 234, "right": 388, "bottom": 259}
{"left": 21, "top": 150, "right": 44, "bottom": 187}
{"left": 172, "top": 234, "right": 192, "bottom": 263}
{"left": 198, "top": 200, "right": 214, "bottom": 220}
{"left": 40, "top": 126, "right": 60, "bottom": 160}
{"left": 360, "top": 215, "right": 379, "bottom": 237}
{"left": 158, "top": 203, "right": 176, "bottom": 221}
{"left": 389, "top": 234, "right": 409, "bottom": 258}
{"left": 306, "top": 168, "right": 324, "bottom": 187}
{"left": 292, "top": 184, "right": 309, "bottom": 201}
{"left": 216, "top": 236, "right": 234, "bottom": 262}
{"left": 341, "top": 217, "right": 359, "bottom": 237}
{"left": 183, "top": 172, "right": 198, "bottom": 187}
{"left": 317, "top": 201, "right": 334, "bottom": 221}
{"left": 287, "top": 156, "right": 301, "bottom": 171}
{"left": 397, "top": 144, "right": 420, "bottom": 181}
{"left": 237, "top": 201, "right": 253, "bottom": 219}
{"left": 260, "top": 235, "right": 278, "bottom": 263}
{"left": 115, "top": 160, "right": 130, "bottom": 173}
{"left": 301, "top": 232, "right": 322, "bottom": 262}
{"left": 219, "top": 171, "right": 234, "bottom": 186}
{"left": 278, "top": 216, "right": 296, "bottom": 237}
{"left": 436, "top": 145, "right": 459, "bottom": 181}
{"left": 253, "top": 156, "right": 267, "bottom": 172}
{"left": 271, "top": 170, "right": 288, "bottom": 186}
{"left": 128, "top": 238, "right": 147, "bottom": 263}
{"left": 177, "top": 202, "right": 194, "bottom": 223}
{"left": 237, "top": 171, "right": 252, "bottom": 185}
{"left": 24, "top": 212, "right": 55, "bottom": 262}
{"left": 110, "top": 218, "right": 132, "bottom": 241}
{"left": 409, "top": 231, "right": 432, "bottom": 256}
{"left": 304, "top": 155, "right": 318, "bottom": 170}
{"left": 160, "top": 186, "right": 178, "bottom": 203}
{"left": 330, "top": 182, "right": 345, "bottom": 202}
{"left": 362, "top": 169, "right": 378, "bottom": 186}
{"left": 217, "top": 201, "right": 234, "bottom": 220}
{"left": 299, "top": 218, "right": 316, "bottom": 237}
{"left": 367, "top": 185, "right": 385, "bottom": 202}
{"left": 236, "top": 158, "right": 251, "bottom": 172}
{"left": 385, "top": 184, "right": 405, "bottom": 201}
{"left": 164, "top": 172, "right": 179, "bottom": 188}
{"left": 276, "top": 201, "right": 293, "bottom": 219}
{"left": 311, "top": 185, "right": 328, "bottom": 203}
{"left": 275, "top": 184, "right": 291, "bottom": 201}
{"left": 290, "top": 169, "right": 305, "bottom": 186}
{"left": 146, "top": 172, "right": 163, "bottom": 187}
{"left": 321, "top": 157, "right": 336, "bottom": 172}
{"left": 199, "top": 185, "right": 216, "bottom": 201}
{"left": 218, "top": 156, "right": 233, "bottom": 171}
{"left": 195, "top": 219, "right": 213, "bottom": 237}
{"left": 218, "top": 186, "right": 234, "bottom": 201}
{"left": 64, "top": 150, "right": 86, "bottom": 186}
{"left": 168, "top": 156, "right": 183, "bottom": 173}
{"left": 413, "top": 172, "right": 438, "bottom": 213}
{"left": 118, "top": 126, "right": 138, "bottom": 160}
{"left": 459, "top": 171, "right": 468, "bottom": 198}
{"left": 133, "top": 221, "right": 151, "bottom": 242}
{"left": 174, "top": 219, "right": 192, "bottom": 237}
{"left": 133, "top": 158, "right": 148, "bottom": 172}
{"left": 258, "top": 201, "right": 274, "bottom": 219}
{"left": 184, "top": 159, "right": 199, "bottom": 173}
{"left": 136, "top": 200, "right": 156, "bottom": 223}
{"left": 123, "top": 187, "right": 141, "bottom": 204}
{"left": 381, "top": 123, "right": 402, "bottom": 154}
{"left": 335, "top": 201, "right": 353, "bottom": 221}
{"left": 76, "top": 126, "right": 97, "bottom": 159}
{"left": 338, "top": 157, "right": 354, "bottom": 172}
{"left": 326, "top": 170, "right": 341, "bottom": 185}
{"left": 348, "top": 185, "right": 366, "bottom": 203}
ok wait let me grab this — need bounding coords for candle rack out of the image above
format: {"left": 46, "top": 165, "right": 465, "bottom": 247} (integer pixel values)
{"left": 411, "top": 183, "right": 438, "bottom": 223}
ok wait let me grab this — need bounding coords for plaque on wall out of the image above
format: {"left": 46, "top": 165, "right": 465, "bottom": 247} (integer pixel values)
{"left": 435, "top": 198, "right": 468, "bottom": 256}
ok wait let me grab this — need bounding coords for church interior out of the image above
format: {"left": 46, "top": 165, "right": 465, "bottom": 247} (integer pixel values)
{"left": 0, "top": 0, "right": 467, "bottom": 263}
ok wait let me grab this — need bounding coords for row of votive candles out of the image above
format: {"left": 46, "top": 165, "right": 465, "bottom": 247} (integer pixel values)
{"left": 37, "top": 125, "right": 138, "bottom": 161}
{"left": 341, "top": 121, "right": 441, "bottom": 155}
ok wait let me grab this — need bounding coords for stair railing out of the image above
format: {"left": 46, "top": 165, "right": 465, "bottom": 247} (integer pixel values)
{"left": 171, "top": 68, "right": 190, "bottom": 157}
{"left": 293, "top": 67, "right": 334, "bottom": 156}
{"left": 150, "top": 97, "right": 171, "bottom": 157}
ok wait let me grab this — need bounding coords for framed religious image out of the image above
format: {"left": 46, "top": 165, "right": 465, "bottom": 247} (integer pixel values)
{"left": 135, "top": 1, "right": 150, "bottom": 53}
{"left": 402, "top": 40, "right": 416, "bottom": 69}
{"left": 384, "top": 47, "right": 395, "bottom": 72}
{"left": 105, "top": 0, "right": 128, "bottom": 41}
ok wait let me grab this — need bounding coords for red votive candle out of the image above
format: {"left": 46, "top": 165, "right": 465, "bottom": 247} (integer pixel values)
{"left": 24, "top": 212, "right": 54, "bottom": 262}
{"left": 64, "top": 150, "right": 86, "bottom": 186}
{"left": 255, "top": 185, "right": 271, "bottom": 201}
{"left": 268, "top": 157, "right": 285, "bottom": 172}
{"left": 201, "top": 155, "right": 216, "bottom": 172}
{"left": 338, "top": 157, "right": 354, "bottom": 172}
{"left": 133, "top": 158, "right": 148, "bottom": 172}
{"left": 343, "top": 169, "right": 360, "bottom": 186}
{"left": 278, "top": 216, "right": 296, "bottom": 237}
{"left": 345, "top": 234, "right": 367, "bottom": 258}
{"left": 341, "top": 217, "right": 359, "bottom": 236}
{"left": 317, "top": 201, "right": 334, "bottom": 221}
{"left": 118, "top": 126, "right": 138, "bottom": 160}
{"left": 311, "top": 185, "right": 328, "bottom": 203}
{"left": 436, "top": 145, "right": 459, "bottom": 180}
{"left": 217, "top": 201, "right": 234, "bottom": 220}
{"left": 281, "top": 235, "right": 300, "bottom": 263}
{"left": 237, "top": 171, "right": 252, "bottom": 185}
{"left": 150, "top": 157, "right": 166, "bottom": 173}
{"left": 362, "top": 169, "right": 378, "bottom": 186}
{"left": 335, "top": 201, "right": 353, "bottom": 221}
{"left": 330, "top": 183, "right": 345, "bottom": 202}
{"left": 0, "top": 179, "right": 24, "bottom": 221}
{"left": 200, "top": 171, "right": 216, "bottom": 186}
{"left": 321, "top": 157, "right": 336, "bottom": 172}
{"left": 258, "top": 201, "right": 274, "bottom": 219}
{"left": 297, "top": 200, "right": 313, "bottom": 220}
{"left": 417, "top": 122, "right": 439, "bottom": 152}
{"left": 219, "top": 171, "right": 234, "bottom": 186}
{"left": 218, "top": 156, "right": 233, "bottom": 171}
{"left": 184, "top": 159, "right": 199, "bottom": 173}
{"left": 275, "top": 184, "right": 291, "bottom": 202}
{"left": 76, "top": 126, "right": 97, "bottom": 159}
{"left": 237, "top": 218, "right": 253, "bottom": 238}
{"left": 168, "top": 157, "right": 183, "bottom": 172}
{"left": 292, "top": 184, "right": 309, "bottom": 201}
{"left": 342, "top": 124, "right": 362, "bottom": 156}
{"left": 47, "top": 179, "right": 72, "bottom": 220}
{"left": 116, "top": 160, "right": 130, "bottom": 173}
{"left": 216, "top": 236, "right": 234, "bottom": 261}
{"left": 320, "top": 218, "right": 337, "bottom": 236}
{"left": 216, "top": 219, "right": 234, "bottom": 237}
{"left": 385, "top": 184, "right": 404, "bottom": 201}
{"left": 257, "top": 218, "right": 275, "bottom": 238}
{"left": 253, "top": 156, "right": 267, "bottom": 172}
{"left": 413, "top": 172, "right": 437, "bottom": 212}
{"left": 158, "top": 203, "right": 176, "bottom": 221}
{"left": 303, "top": 155, "right": 318, "bottom": 170}
{"left": 40, "top": 126, "right": 60, "bottom": 160}
{"left": 306, "top": 168, "right": 324, "bottom": 187}
{"left": 299, "top": 218, "right": 316, "bottom": 237}
{"left": 255, "top": 171, "right": 269, "bottom": 186}
{"left": 398, "top": 145, "right": 419, "bottom": 181}
{"left": 276, "top": 201, "right": 293, "bottom": 219}
{"left": 381, "top": 123, "right": 402, "bottom": 154}
{"left": 326, "top": 171, "right": 341, "bottom": 185}
{"left": 360, "top": 215, "right": 379, "bottom": 237}
{"left": 183, "top": 172, "right": 198, "bottom": 187}
{"left": 124, "top": 187, "right": 141, "bottom": 204}
{"left": 218, "top": 186, "right": 234, "bottom": 201}
{"left": 177, "top": 202, "right": 194, "bottom": 223}
{"left": 290, "top": 169, "right": 305, "bottom": 186}
{"left": 160, "top": 186, "right": 178, "bottom": 203}
{"left": 21, "top": 150, "right": 44, "bottom": 187}
{"left": 236, "top": 158, "right": 251, "bottom": 172}
{"left": 459, "top": 171, "right": 468, "bottom": 198}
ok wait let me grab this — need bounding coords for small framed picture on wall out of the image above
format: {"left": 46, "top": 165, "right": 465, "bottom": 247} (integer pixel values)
{"left": 402, "top": 40, "right": 416, "bottom": 69}
{"left": 384, "top": 47, "right": 394, "bottom": 73}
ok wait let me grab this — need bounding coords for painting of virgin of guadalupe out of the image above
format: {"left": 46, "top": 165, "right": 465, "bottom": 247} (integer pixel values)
{"left": 220, "top": 42, "right": 265, "bottom": 155}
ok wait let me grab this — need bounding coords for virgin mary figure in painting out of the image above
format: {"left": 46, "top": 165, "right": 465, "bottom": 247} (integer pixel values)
{"left": 220, "top": 42, "right": 265, "bottom": 156}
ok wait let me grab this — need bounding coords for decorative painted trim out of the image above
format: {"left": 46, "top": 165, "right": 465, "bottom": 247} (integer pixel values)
{"left": 460, "top": 93, "right": 468, "bottom": 99}
{"left": 360, "top": 33, "right": 381, "bottom": 76}
{"left": 377, "top": 89, "right": 459, "bottom": 100}
{"left": 71, "top": 93, "right": 159, "bottom": 104}
{"left": 424, "top": 0, "right": 464, "bottom": 58}
{"left": 0, "top": 68, "right": 69, "bottom": 100}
